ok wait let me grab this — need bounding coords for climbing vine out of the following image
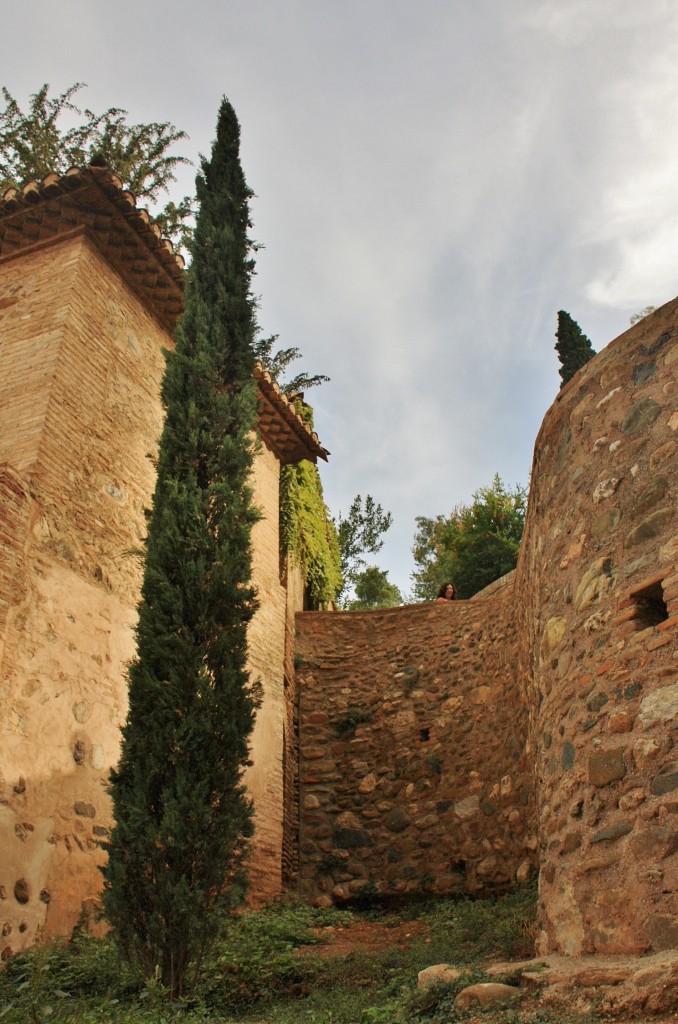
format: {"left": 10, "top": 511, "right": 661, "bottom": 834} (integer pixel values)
{"left": 278, "top": 401, "right": 340, "bottom": 605}
{"left": 280, "top": 459, "right": 342, "bottom": 608}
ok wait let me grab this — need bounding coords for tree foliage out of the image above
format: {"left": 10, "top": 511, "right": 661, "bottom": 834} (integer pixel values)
{"left": 0, "top": 83, "right": 193, "bottom": 249}
{"left": 412, "top": 475, "right": 527, "bottom": 600}
{"left": 554, "top": 310, "right": 596, "bottom": 388}
{"left": 102, "top": 99, "right": 260, "bottom": 998}
{"left": 334, "top": 495, "right": 393, "bottom": 606}
{"left": 253, "top": 334, "right": 330, "bottom": 395}
{"left": 349, "top": 566, "right": 402, "bottom": 609}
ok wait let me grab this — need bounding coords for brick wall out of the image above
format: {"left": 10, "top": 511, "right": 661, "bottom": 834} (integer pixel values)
{"left": 247, "top": 442, "right": 295, "bottom": 900}
{"left": 0, "top": 230, "right": 308, "bottom": 952}
{"left": 0, "top": 236, "right": 168, "bottom": 950}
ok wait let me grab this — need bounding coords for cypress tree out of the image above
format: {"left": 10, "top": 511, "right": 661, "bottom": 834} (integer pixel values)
{"left": 555, "top": 310, "right": 596, "bottom": 387}
{"left": 102, "top": 99, "right": 260, "bottom": 997}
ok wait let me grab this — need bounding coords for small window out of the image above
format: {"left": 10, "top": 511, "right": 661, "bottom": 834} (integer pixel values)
{"left": 629, "top": 580, "right": 668, "bottom": 631}
{"left": 419, "top": 728, "right": 430, "bottom": 743}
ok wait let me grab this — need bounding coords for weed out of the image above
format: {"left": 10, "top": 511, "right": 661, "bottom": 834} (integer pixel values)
{"left": 334, "top": 705, "right": 373, "bottom": 737}
{"left": 403, "top": 667, "right": 420, "bottom": 692}
{"left": 424, "top": 752, "right": 443, "bottom": 775}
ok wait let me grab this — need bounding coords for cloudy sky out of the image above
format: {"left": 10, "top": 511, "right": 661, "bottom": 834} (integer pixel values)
{"left": 4, "top": 1, "right": 678, "bottom": 597}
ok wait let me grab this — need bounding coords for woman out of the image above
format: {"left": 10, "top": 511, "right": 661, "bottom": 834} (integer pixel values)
{"left": 435, "top": 582, "right": 456, "bottom": 602}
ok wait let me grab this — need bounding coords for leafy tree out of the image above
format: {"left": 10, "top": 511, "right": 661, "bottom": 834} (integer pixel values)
{"left": 102, "top": 98, "right": 260, "bottom": 998}
{"left": 412, "top": 475, "right": 526, "bottom": 600}
{"left": 254, "top": 334, "right": 329, "bottom": 395}
{"left": 0, "top": 83, "right": 193, "bottom": 249}
{"left": 334, "top": 494, "right": 393, "bottom": 606}
{"left": 554, "top": 310, "right": 596, "bottom": 387}
{"left": 629, "top": 305, "right": 656, "bottom": 326}
{"left": 349, "top": 566, "right": 402, "bottom": 609}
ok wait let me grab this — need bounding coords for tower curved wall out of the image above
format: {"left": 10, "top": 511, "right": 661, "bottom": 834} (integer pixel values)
{"left": 516, "top": 301, "right": 678, "bottom": 954}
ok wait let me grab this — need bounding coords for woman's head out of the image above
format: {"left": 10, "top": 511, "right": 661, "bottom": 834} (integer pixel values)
{"left": 437, "top": 582, "right": 456, "bottom": 600}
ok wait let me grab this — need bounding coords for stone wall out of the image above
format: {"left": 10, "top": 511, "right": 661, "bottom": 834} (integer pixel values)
{"left": 0, "top": 234, "right": 305, "bottom": 951}
{"left": 516, "top": 299, "right": 678, "bottom": 955}
{"left": 294, "top": 301, "right": 676, "bottom": 958}
{"left": 0, "top": 235, "right": 167, "bottom": 949}
{"left": 295, "top": 593, "right": 536, "bottom": 904}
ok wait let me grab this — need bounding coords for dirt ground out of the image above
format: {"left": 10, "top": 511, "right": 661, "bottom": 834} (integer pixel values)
{"left": 301, "top": 918, "right": 430, "bottom": 959}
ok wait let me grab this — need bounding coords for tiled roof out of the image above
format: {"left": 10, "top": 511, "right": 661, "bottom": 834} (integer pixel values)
{"left": 0, "top": 164, "right": 328, "bottom": 465}
{"left": 254, "top": 363, "right": 329, "bottom": 464}
{"left": 0, "top": 165, "right": 185, "bottom": 331}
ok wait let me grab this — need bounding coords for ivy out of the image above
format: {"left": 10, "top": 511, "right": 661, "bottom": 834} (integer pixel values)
{"left": 280, "top": 459, "right": 342, "bottom": 608}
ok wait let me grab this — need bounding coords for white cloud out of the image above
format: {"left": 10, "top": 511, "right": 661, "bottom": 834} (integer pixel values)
{"left": 4, "top": 0, "right": 678, "bottom": 595}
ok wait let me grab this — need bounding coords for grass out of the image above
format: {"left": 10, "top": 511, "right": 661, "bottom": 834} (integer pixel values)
{"left": 0, "top": 886, "right": 598, "bottom": 1024}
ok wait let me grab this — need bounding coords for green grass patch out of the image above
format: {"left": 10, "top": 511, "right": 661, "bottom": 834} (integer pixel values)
{"left": 0, "top": 886, "right": 585, "bottom": 1024}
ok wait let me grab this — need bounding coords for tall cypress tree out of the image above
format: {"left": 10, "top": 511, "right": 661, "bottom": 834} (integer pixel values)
{"left": 555, "top": 309, "right": 596, "bottom": 388}
{"left": 102, "top": 99, "right": 260, "bottom": 997}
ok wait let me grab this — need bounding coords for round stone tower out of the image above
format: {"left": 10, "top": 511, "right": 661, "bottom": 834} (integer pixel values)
{"left": 516, "top": 300, "right": 677, "bottom": 954}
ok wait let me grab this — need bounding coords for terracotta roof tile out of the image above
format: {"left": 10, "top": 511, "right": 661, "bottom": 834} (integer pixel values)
{"left": 0, "top": 165, "right": 184, "bottom": 330}
{"left": 254, "top": 363, "right": 329, "bottom": 465}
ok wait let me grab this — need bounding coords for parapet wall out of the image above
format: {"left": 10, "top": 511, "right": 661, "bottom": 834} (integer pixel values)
{"left": 295, "top": 591, "right": 536, "bottom": 903}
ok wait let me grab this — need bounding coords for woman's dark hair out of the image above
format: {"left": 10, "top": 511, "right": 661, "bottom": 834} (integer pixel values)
{"left": 437, "top": 582, "right": 456, "bottom": 599}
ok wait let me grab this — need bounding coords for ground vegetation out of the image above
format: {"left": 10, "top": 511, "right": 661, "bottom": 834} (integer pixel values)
{"left": 0, "top": 888, "right": 542, "bottom": 1023}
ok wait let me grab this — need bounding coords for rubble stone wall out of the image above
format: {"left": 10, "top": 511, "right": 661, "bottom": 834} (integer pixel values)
{"left": 295, "top": 593, "right": 536, "bottom": 903}
{"left": 295, "top": 301, "right": 677, "bottom": 958}
{"left": 516, "top": 299, "right": 678, "bottom": 955}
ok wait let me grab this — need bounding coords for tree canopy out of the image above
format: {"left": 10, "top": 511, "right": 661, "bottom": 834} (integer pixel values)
{"left": 349, "top": 566, "right": 402, "bottom": 609}
{"left": 0, "top": 83, "right": 193, "bottom": 249}
{"left": 253, "top": 335, "right": 330, "bottom": 395}
{"left": 334, "top": 494, "right": 393, "bottom": 606}
{"left": 102, "top": 99, "right": 260, "bottom": 998}
{"left": 412, "top": 475, "right": 527, "bottom": 600}
{"left": 554, "top": 310, "right": 595, "bottom": 388}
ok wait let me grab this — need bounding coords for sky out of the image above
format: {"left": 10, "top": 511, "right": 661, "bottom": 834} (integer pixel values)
{"left": 4, "top": 0, "right": 678, "bottom": 598}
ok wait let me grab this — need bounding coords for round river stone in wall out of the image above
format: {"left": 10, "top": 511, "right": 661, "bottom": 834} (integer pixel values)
{"left": 589, "top": 748, "right": 626, "bottom": 787}
{"left": 645, "top": 914, "right": 678, "bottom": 951}
{"left": 13, "top": 879, "right": 29, "bottom": 905}
{"left": 651, "top": 762, "right": 678, "bottom": 796}
{"left": 620, "top": 398, "right": 661, "bottom": 435}
{"left": 592, "top": 508, "right": 621, "bottom": 539}
{"left": 385, "top": 809, "right": 409, "bottom": 833}
{"left": 639, "top": 684, "right": 678, "bottom": 729}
